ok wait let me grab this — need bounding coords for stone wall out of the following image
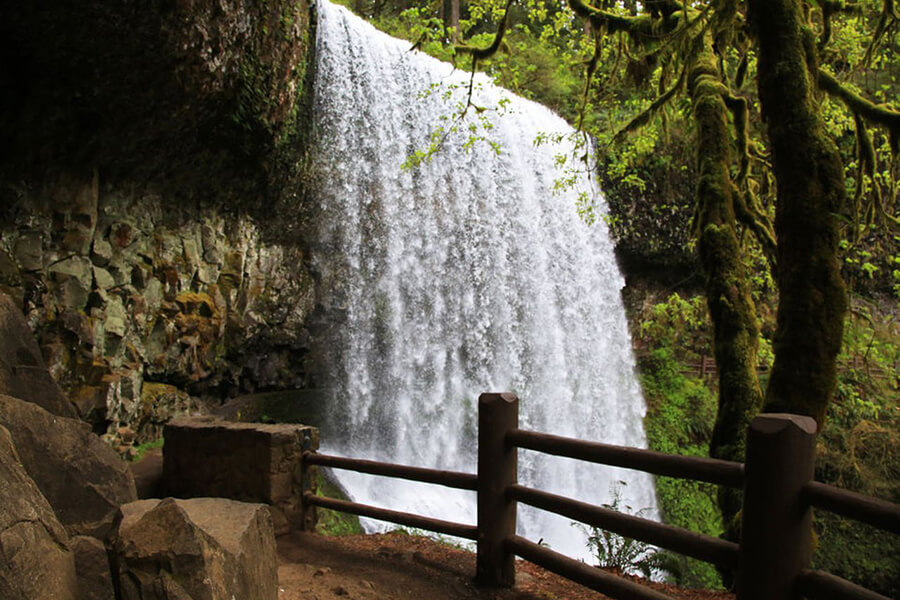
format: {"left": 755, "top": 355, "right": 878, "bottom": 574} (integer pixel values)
{"left": 163, "top": 416, "right": 319, "bottom": 534}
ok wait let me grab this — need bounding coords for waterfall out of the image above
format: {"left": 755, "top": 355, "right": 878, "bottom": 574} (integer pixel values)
{"left": 308, "top": 0, "right": 659, "bottom": 562}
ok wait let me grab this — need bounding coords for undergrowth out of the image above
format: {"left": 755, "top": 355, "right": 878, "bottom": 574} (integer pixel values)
{"left": 634, "top": 293, "right": 723, "bottom": 589}
{"left": 314, "top": 470, "right": 364, "bottom": 536}
{"left": 636, "top": 291, "right": 900, "bottom": 595}
{"left": 813, "top": 299, "right": 899, "bottom": 597}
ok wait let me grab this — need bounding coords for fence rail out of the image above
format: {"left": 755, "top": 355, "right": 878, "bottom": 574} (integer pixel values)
{"left": 797, "top": 569, "right": 893, "bottom": 600}
{"left": 507, "top": 428, "right": 745, "bottom": 487}
{"left": 298, "top": 392, "right": 899, "bottom": 600}
{"left": 508, "top": 484, "right": 739, "bottom": 568}
{"left": 303, "top": 493, "right": 478, "bottom": 540}
{"left": 801, "top": 481, "right": 900, "bottom": 534}
{"left": 303, "top": 452, "right": 478, "bottom": 490}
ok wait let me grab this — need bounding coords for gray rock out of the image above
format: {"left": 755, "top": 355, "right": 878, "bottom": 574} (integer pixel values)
{"left": 0, "top": 249, "right": 21, "bottom": 288}
{"left": 114, "top": 497, "right": 277, "bottom": 600}
{"left": 49, "top": 255, "right": 93, "bottom": 288}
{"left": 182, "top": 237, "right": 200, "bottom": 269}
{"left": 0, "top": 424, "right": 78, "bottom": 600}
{"left": 93, "top": 265, "right": 116, "bottom": 291}
{"left": 104, "top": 296, "right": 128, "bottom": 338}
{"left": 0, "top": 394, "right": 137, "bottom": 538}
{"left": 200, "top": 223, "right": 222, "bottom": 264}
{"left": 91, "top": 237, "right": 113, "bottom": 267}
{"left": 49, "top": 256, "right": 94, "bottom": 309}
{"left": 0, "top": 292, "right": 77, "bottom": 418}
{"left": 71, "top": 535, "right": 116, "bottom": 600}
{"left": 13, "top": 231, "right": 43, "bottom": 272}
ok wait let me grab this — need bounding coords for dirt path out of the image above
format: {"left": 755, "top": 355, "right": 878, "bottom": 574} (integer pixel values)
{"left": 276, "top": 532, "right": 735, "bottom": 600}
{"left": 276, "top": 532, "right": 511, "bottom": 600}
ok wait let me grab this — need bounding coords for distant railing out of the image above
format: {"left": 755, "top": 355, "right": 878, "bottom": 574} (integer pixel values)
{"left": 300, "top": 393, "right": 899, "bottom": 600}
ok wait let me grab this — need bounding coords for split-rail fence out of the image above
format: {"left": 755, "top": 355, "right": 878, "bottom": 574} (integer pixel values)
{"left": 300, "top": 393, "right": 899, "bottom": 600}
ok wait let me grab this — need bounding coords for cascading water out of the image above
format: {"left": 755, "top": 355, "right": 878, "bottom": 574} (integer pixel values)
{"left": 309, "top": 0, "right": 659, "bottom": 561}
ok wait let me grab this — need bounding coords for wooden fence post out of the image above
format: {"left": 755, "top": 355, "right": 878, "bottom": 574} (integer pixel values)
{"left": 737, "top": 413, "right": 817, "bottom": 600}
{"left": 476, "top": 392, "right": 519, "bottom": 587}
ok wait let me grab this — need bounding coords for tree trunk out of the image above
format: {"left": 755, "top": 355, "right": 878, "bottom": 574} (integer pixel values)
{"left": 750, "top": 0, "right": 847, "bottom": 426}
{"left": 689, "top": 36, "right": 764, "bottom": 541}
{"left": 444, "top": 0, "right": 460, "bottom": 43}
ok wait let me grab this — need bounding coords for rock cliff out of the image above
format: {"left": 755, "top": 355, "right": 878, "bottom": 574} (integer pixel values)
{"left": 0, "top": 0, "right": 319, "bottom": 448}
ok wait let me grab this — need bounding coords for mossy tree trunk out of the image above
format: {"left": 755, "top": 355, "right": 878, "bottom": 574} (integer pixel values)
{"left": 750, "top": 0, "right": 847, "bottom": 426}
{"left": 688, "top": 36, "right": 764, "bottom": 540}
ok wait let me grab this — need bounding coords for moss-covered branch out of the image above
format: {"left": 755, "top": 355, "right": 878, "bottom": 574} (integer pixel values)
{"left": 689, "top": 35, "right": 764, "bottom": 544}
{"left": 612, "top": 64, "right": 687, "bottom": 143}
{"left": 818, "top": 69, "right": 900, "bottom": 137}
{"left": 815, "top": 0, "right": 861, "bottom": 49}
{"left": 567, "top": 0, "right": 688, "bottom": 40}
{"left": 454, "top": 0, "right": 513, "bottom": 60}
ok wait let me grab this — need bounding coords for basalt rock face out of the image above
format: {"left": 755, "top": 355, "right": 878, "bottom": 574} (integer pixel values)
{"left": 0, "top": 0, "right": 319, "bottom": 448}
{"left": 71, "top": 535, "right": 117, "bottom": 600}
{"left": 0, "top": 177, "right": 318, "bottom": 446}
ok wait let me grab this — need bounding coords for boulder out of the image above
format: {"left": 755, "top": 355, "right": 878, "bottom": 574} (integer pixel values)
{"left": 71, "top": 535, "right": 116, "bottom": 600}
{"left": 114, "top": 497, "right": 277, "bottom": 600}
{"left": 0, "top": 394, "right": 137, "bottom": 538}
{"left": 0, "top": 424, "right": 77, "bottom": 600}
{"left": 0, "top": 292, "right": 77, "bottom": 418}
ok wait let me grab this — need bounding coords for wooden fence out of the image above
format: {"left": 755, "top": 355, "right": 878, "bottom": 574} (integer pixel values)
{"left": 300, "top": 393, "right": 899, "bottom": 600}
{"left": 669, "top": 353, "right": 894, "bottom": 383}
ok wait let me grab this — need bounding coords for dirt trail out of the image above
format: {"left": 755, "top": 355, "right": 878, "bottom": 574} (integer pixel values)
{"left": 276, "top": 532, "right": 735, "bottom": 600}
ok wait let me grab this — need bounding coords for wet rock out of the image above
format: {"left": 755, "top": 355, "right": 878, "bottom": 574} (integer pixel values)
{"left": 0, "top": 424, "right": 77, "bottom": 600}
{"left": 0, "top": 394, "right": 137, "bottom": 538}
{"left": 114, "top": 497, "right": 277, "bottom": 600}
{"left": 0, "top": 292, "right": 77, "bottom": 418}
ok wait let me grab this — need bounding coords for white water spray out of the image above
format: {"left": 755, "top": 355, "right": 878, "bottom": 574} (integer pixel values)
{"left": 309, "top": 0, "right": 659, "bottom": 561}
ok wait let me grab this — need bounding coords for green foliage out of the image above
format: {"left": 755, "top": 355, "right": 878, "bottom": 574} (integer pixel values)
{"left": 127, "top": 437, "right": 164, "bottom": 462}
{"left": 638, "top": 293, "right": 710, "bottom": 352}
{"left": 314, "top": 470, "right": 364, "bottom": 536}
{"left": 573, "top": 483, "right": 662, "bottom": 578}
{"left": 640, "top": 351, "right": 723, "bottom": 589}
{"left": 637, "top": 294, "right": 725, "bottom": 589}
{"left": 811, "top": 300, "right": 900, "bottom": 596}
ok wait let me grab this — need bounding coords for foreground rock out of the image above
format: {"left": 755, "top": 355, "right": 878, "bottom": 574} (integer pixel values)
{"left": 164, "top": 416, "right": 319, "bottom": 533}
{"left": 71, "top": 535, "right": 116, "bottom": 600}
{"left": 0, "top": 393, "right": 137, "bottom": 538}
{"left": 0, "top": 293, "right": 77, "bottom": 419}
{"left": 115, "top": 497, "right": 277, "bottom": 600}
{"left": 0, "top": 424, "right": 77, "bottom": 600}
